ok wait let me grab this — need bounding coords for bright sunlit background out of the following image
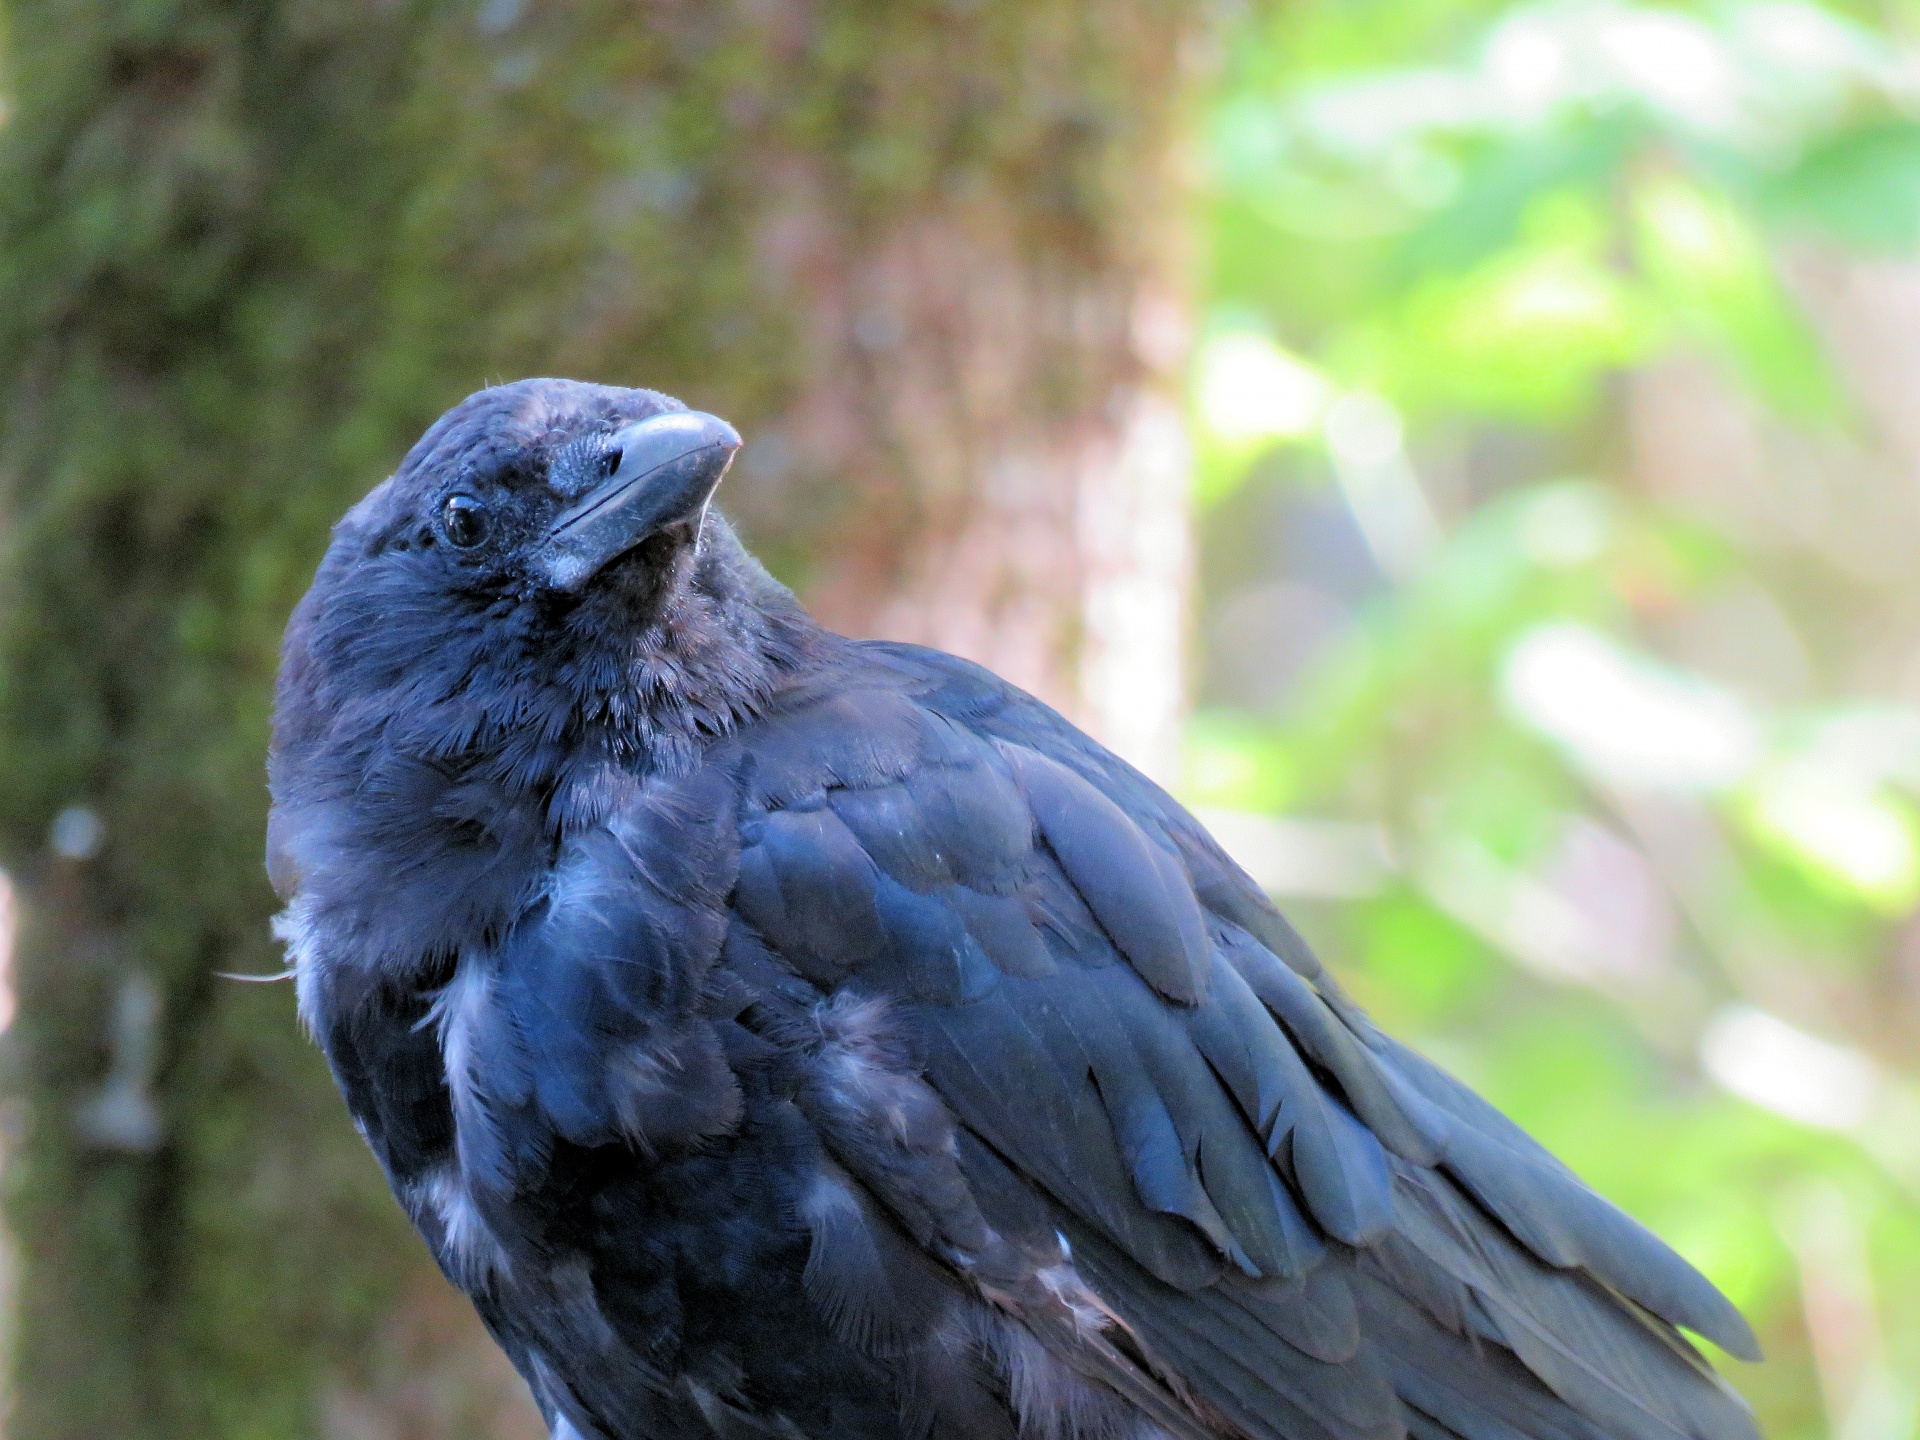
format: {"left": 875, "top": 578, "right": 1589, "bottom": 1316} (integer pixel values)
{"left": 1185, "top": 4, "right": 1920, "bottom": 1437}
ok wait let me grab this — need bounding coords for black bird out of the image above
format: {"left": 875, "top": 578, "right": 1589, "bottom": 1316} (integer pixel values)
{"left": 269, "top": 379, "right": 1760, "bottom": 1440}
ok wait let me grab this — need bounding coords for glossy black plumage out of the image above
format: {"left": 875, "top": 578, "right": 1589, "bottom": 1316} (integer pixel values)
{"left": 269, "top": 379, "right": 1761, "bottom": 1440}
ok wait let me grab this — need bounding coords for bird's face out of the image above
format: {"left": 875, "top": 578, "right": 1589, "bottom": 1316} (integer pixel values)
{"left": 367, "top": 380, "right": 740, "bottom": 627}
{"left": 290, "top": 380, "right": 743, "bottom": 710}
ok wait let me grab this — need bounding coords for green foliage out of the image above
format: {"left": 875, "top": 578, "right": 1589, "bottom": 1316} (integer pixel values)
{"left": 1193, "top": 3, "right": 1920, "bottom": 1434}
{"left": 1766, "top": 121, "right": 1920, "bottom": 252}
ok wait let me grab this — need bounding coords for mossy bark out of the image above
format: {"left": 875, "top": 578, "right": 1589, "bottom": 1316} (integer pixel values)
{"left": 0, "top": 2, "right": 1202, "bottom": 1437}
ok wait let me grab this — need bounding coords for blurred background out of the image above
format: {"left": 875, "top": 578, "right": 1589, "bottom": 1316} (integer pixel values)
{"left": 1, "top": 1, "right": 1918, "bottom": 1438}
{"left": 1192, "top": 6, "right": 1920, "bottom": 1438}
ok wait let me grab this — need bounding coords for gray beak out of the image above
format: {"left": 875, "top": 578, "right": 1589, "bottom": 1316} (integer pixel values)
{"left": 535, "top": 410, "right": 742, "bottom": 593}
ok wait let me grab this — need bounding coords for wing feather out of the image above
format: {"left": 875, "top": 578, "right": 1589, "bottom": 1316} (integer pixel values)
{"left": 725, "top": 648, "right": 1760, "bottom": 1440}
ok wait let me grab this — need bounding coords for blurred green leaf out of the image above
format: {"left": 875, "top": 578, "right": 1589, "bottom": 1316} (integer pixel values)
{"left": 1351, "top": 890, "right": 1500, "bottom": 1025}
{"left": 1393, "top": 118, "right": 1640, "bottom": 279}
{"left": 1766, "top": 120, "right": 1920, "bottom": 254}
{"left": 1632, "top": 174, "right": 1844, "bottom": 419}
{"left": 1184, "top": 709, "right": 1299, "bottom": 813}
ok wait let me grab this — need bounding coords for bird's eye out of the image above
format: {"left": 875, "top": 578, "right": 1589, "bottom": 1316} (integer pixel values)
{"left": 441, "top": 494, "right": 490, "bottom": 548}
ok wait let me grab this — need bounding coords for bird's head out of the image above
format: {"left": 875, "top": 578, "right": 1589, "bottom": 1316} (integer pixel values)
{"left": 389, "top": 381, "right": 735, "bottom": 603}
{"left": 270, "top": 379, "right": 818, "bottom": 925}
{"left": 320, "top": 375, "right": 740, "bottom": 659}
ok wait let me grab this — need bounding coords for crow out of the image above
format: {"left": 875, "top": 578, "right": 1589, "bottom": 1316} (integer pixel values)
{"left": 269, "top": 379, "right": 1761, "bottom": 1440}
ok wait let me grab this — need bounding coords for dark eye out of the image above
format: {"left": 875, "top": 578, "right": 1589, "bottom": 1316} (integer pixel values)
{"left": 441, "top": 494, "right": 490, "bottom": 548}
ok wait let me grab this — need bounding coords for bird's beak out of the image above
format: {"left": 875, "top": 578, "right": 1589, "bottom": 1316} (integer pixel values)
{"left": 535, "top": 410, "right": 742, "bottom": 593}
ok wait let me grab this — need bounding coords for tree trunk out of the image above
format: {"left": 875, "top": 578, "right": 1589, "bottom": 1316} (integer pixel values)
{"left": 0, "top": 3, "right": 1202, "bottom": 1437}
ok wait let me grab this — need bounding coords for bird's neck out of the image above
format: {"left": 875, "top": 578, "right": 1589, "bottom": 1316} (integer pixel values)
{"left": 546, "top": 523, "right": 834, "bottom": 793}
{"left": 269, "top": 520, "right": 834, "bottom": 997}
